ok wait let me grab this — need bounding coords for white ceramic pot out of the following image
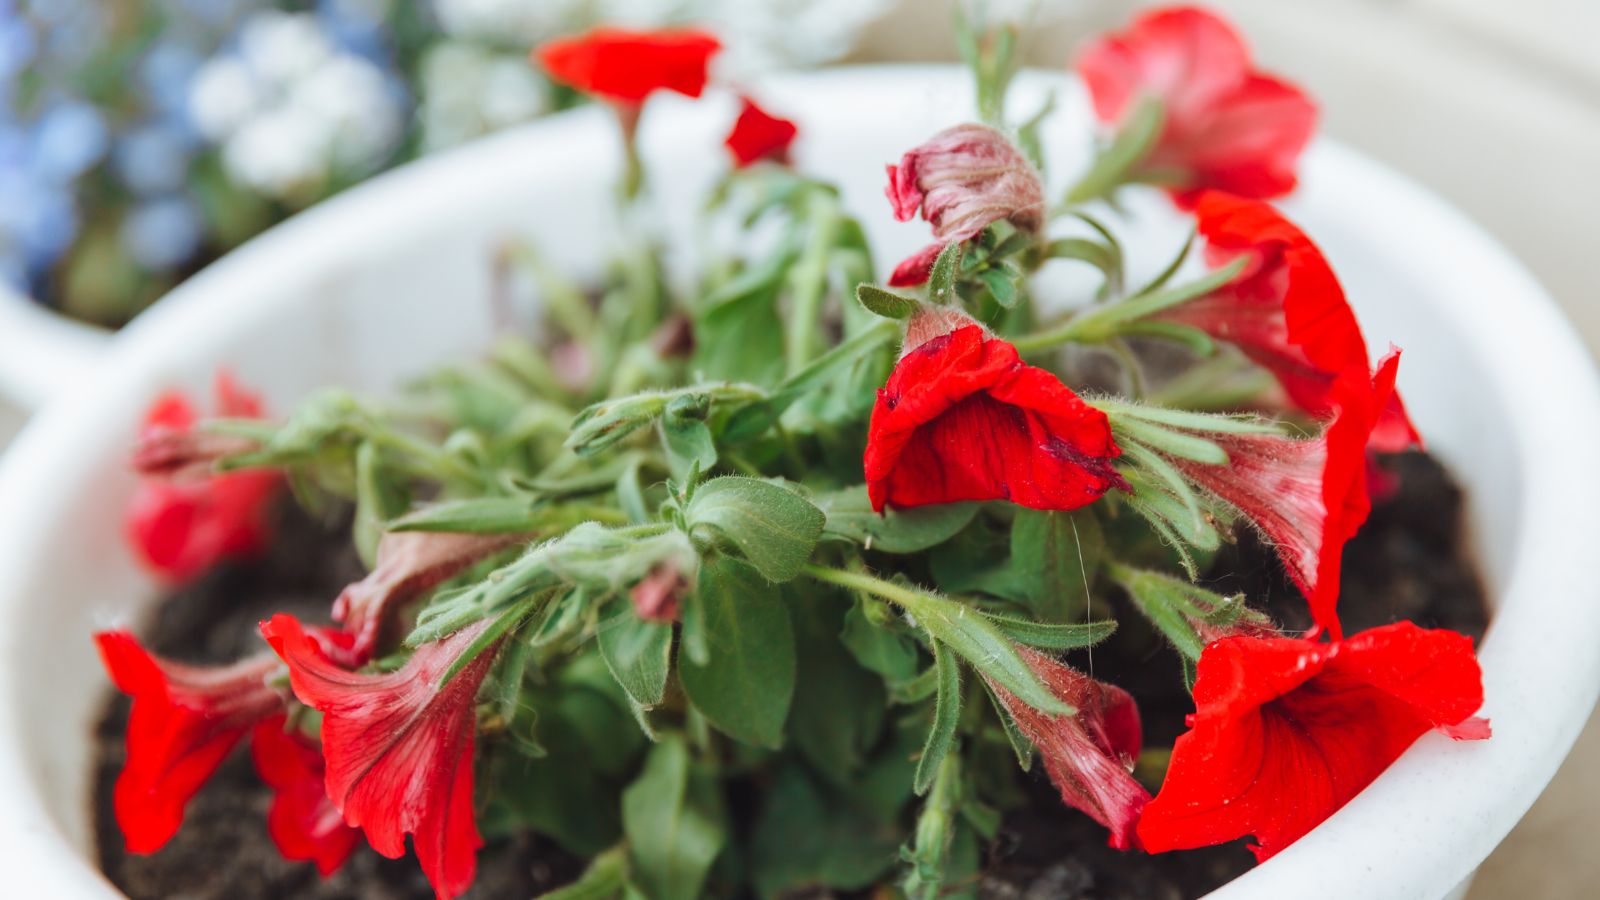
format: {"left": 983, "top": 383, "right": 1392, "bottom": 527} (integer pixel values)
{"left": 0, "top": 284, "right": 109, "bottom": 410}
{"left": 0, "top": 67, "right": 1595, "bottom": 899}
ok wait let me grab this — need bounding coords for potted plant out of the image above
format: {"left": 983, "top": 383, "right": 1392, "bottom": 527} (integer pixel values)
{"left": 1, "top": 7, "right": 1598, "bottom": 900}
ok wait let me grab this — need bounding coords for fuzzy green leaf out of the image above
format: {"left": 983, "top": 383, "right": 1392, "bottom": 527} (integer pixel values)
{"left": 389, "top": 497, "right": 547, "bottom": 534}
{"left": 983, "top": 613, "right": 1117, "bottom": 651}
{"left": 686, "top": 477, "right": 825, "bottom": 583}
{"left": 914, "top": 641, "right": 962, "bottom": 795}
{"left": 927, "top": 241, "right": 964, "bottom": 304}
{"left": 813, "top": 485, "right": 977, "bottom": 554}
{"left": 622, "top": 736, "right": 727, "bottom": 900}
{"left": 840, "top": 601, "right": 921, "bottom": 683}
{"left": 678, "top": 557, "right": 797, "bottom": 748}
{"left": 856, "top": 284, "right": 919, "bottom": 319}
{"left": 1003, "top": 509, "right": 1103, "bottom": 623}
{"left": 598, "top": 609, "right": 674, "bottom": 710}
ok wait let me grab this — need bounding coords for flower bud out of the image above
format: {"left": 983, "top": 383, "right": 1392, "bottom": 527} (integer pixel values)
{"left": 886, "top": 123, "right": 1045, "bottom": 245}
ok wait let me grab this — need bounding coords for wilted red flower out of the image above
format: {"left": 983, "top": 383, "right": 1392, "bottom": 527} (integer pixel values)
{"left": 985, "top": 646, "right": 1150, "bottom": 849}
{"left": 724, "top": 96, "right": 798, "bottom": 167}
{"left": 262, "top": 614, "right": 500, "bottom": 900}
{"left": 1138, "top": 622, "right": 1489, "bottom": 860}
{"left": 94, "top": 631, "right": 285, "bottom": 852}
{"left": 1077, "top": 6, "right": 1316, "bottom": 204}
{"left": 1160, "top": 192, "right": 1419, "bottom": 450}
{"left": 251, "top": 715, "right": 361, "bottom": 876}
{"left": 885, "top": 124, "right": 1044, "bottom": 286}
{"left": 864, "top": 311, "right": 1126, "bottom": 512}
{"left": 536, "top": 27, "right": 721, "bottom": 103}
{"left": 1175, "top": 354, "right": 1402, "bottom": 637}
{"left": 333, "top": 531, "right": 524, "bottom": 663}
{"left": 125, "top": 372, "right": 279, "bottom": 583}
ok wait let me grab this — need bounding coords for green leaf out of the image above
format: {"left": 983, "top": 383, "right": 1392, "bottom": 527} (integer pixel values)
{"left": 927, "top": 241, "right": 964, "bottom": 304}
{"left": 537, "top": 846, "right": 629, "bottom": 900}
{"left": 856, "top": 283, "right": 919, "bottom": 319}
{"left": 353, "top": 442, "right": 409, "bottom": 567}
{"left": 1111, "top": 417, "right": 1228, "bottom": 465}
{"left": 914, "top": 641, "right": 962, "bottom": 795}
{"left": 390, "top": 497, "right": 547, "bottom": 534}
{"left": 979, "top": 679, "right": 1033, "bottom": 771}
{"left": 813, "top": 485, "right": 977, "bottom": 554}
{"left": 1002, "top": 509, "right": 1103, "bottom": 623}
{"left": 685, "top": 477, "right": 825, "bottom": 583}
{"left": 1046, "top": 237, "right": 1121, "bottom": 296}
{"left": 678, "top": 557, "right": 796, "bottom": 748}
{"left": 788, "top": 591, "right": 887, "bottom": 784}
{"left": 598, "top": 608, "right": 673, "bottom": 712}
{"left": 749, "top": 765, "right": 902, "bottom": 898}
{"left": 840, "top": 601, "right": 920, "bottom": 683}
{"left": 622, "top": 736, "right": 727, "bottom": 900}
{"left": 1065, "top": 95, "right": 1164, "bottom": 205}
{"left": 660, "top": 394, "right": 717, "bottom": 483}
{"left": 721, "top": 320, "right": 896, "bottom": 443}
{"left": 983, "top": 613, "right": 1116, "bottom": 651}
{"left": 890, "top": 588, "right": 1069, "bottom": 716}
{"left": 976, "top": 267, "right": 1018, "bottom": 308}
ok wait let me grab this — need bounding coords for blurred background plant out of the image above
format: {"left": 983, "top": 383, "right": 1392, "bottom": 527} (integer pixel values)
{"left": 0, "top": 0, "right": 895, "bottom": 327}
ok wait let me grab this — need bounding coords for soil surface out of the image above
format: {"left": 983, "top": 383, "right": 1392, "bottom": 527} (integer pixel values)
{"left": 95, "top": 452, "right": 1487, "bottom": 899}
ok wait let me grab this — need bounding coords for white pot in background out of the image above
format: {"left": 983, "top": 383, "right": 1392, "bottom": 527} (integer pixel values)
{"left": 0, "top": 67, "right": 1595, "bottom": 899}
{"left": 0, "top": 286, "right": 108, "bottom": 411}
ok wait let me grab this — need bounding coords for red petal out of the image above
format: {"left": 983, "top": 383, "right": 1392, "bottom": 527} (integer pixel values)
{"left": 864, "top": 326, "right": 1123, "bottom": 512}
{"left": 888, "top": 242, "right": 944, "bottom": 287}
{"left": 988, "top": 647, "right": 1150, "bottom": 849}
{"left": 723, "top": 96, "right": 797, "bottom": 167}
{"left": 1139, "top": 623, "right": 1488, "bottom": 860}
{"left": 1076, "top": 6, "right": 1315, "bottom": 202}
{"left": 251, "top": 715, "right": 361, "bottom": 877}
{"left": 94, "top": 632, "right": 284, "bottom": 853}
{"left": 261, "top": 614, "right": 495, "bottom": 900}
{"left": 536, "top": 27, "right": 721, "bottom": 103}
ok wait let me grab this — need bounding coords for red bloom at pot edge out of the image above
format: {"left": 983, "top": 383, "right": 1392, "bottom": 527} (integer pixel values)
{"left": 864, "top": 311, "right": 1126, "bottom": 512}
{"left": 93, "top": 631, "right": 285, "bottom": 853}
{"left": 252, "top": 715, "right": 361, "bottom": 877}
{"left": 884, "top": 124, "right": 1044, "bottom": 287}
{"left": 1159, "top": 191, "right": 1419, "bottom": 451}
{"left": 1076, "top": 6, "right": 1316, "bottom": 204}
{"left": 536, "top": 27, "right": 721, "bottom": 103}
{"left": 985, "top": 646, "right": 1150, "bottom": 849}
{"left": 261, "top": 614, "right": 500, "bottom": 900}
{"left": 1175, "top": 354, "right": 1403, "bottom": 638}
{"left": 1138, "top": 621, "right": 1489, "bottom": 860}
{"left": 125, "top": 372, "right": 279, "bottom": 583}
{"left": 724, "top": 96, "right": 798, "bottom": 167}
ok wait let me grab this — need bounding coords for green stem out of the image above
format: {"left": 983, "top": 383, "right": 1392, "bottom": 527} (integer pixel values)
{"left": 784, "top": 189, "right": 841, "bottom": 375}
{"left": 804, "top": 564, "right": 926, "bottom": 612}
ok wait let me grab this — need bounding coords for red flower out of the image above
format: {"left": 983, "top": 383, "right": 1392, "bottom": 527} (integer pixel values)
{"left": 1175, "top": 354, "right": 1402, "bottom": 637}
{"left": 885, "top": 124, "right": 1044, "bottom": 286}
{"left": 333, "top": 531, "right": 524, "bottom": 663}
{"left": 1138, "top": 622, "right": 1489, "bottom": 860}
{"left": 94, "top": 631, "right": 285, "bottom": 853}
{"left": 1160, "top": 192, "right": 1419, "bottom": 450}
{"left": 252, "top": 715, "right": 361, "bottom": 876}
{"left": 1077, "top": 6, "right": 1316, "bottom": 203}
{"left": 985, "top": 646, "right": 1150, "bottom": 849}
{"left": 864, "top": 311, "right": 1126, "bottom": 512}
{"left": 261, "top": 614, "right": 500, "bottom": 900}
{"left": 536, "top": 27, "right": 721, "bottom": 104}
{"left": 125, "top": 372, "right": 279, "bottom": 583}
{"left": 724, "top": 96, "right": 798, "bottom": 167}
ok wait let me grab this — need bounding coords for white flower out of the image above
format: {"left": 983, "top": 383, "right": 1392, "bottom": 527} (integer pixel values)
{"left": 189, "top": 57, "right": 260, "bottom": 141}
{"left": 418, "top": 41, "right": 547, "bottom": 152}
{"left": 432, "top": 0, "right": 588, "bottom": 43}
{"left": 236, "top": 10, "right": 333, "bottom": 83}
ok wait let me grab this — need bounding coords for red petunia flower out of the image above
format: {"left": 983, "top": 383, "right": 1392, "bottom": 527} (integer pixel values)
{"left": 333, "top": 531, "right": 524, "bottom": 663}
{"left": 884, "top": 124, "right": 1045, "bottom": 286}
{"left": 1138, "top": 621, "right": 1489, "bottom": 860}
{"left": 1076, "top": 6, "right": 1316, "bottom": 204}
{"left": 94, "top": 631, "right": 285, "bottom": 853}
{"left": 985, "top": 646, "right": 1150, "bottom": 849}
{"left": 535, "top": 27, "right": 721, "bottom": 104}
{"left": 1174, "top": 353, "right": 1402, "bottom": 637}
{"left": 125, "top": 372, "right": 279, "bottom": 583}
{"left": 864, "top": 310, "right": 1126, "bottom": 512}
{"left": 251, "top": 715, "right": 362, "bottom": 876}
{"left": 724, "top": 96, "right": 798, "bottom": 167}
{"left": 1160, "top": 192, "right": 1419, "bottom": 450}
{"left": 261, "top": 614, "right": 500, "bottom": 900}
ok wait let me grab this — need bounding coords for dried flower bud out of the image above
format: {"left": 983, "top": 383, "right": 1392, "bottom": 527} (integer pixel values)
{"left": 886, "top": 123, "right": 1045, "bottom": 245}
{"left": 630, "top": 562, "right": 689, "bottom": 622}
{"left": 131, "top": 430, "right": 261, "bottom": 481}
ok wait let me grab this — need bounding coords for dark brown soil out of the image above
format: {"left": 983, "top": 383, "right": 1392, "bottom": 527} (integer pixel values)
{"left": 92, "top": 504, "right": 581, "bottom": 899}
{"left": 95, "top": 452, "right": 1487, "bottom": 900}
